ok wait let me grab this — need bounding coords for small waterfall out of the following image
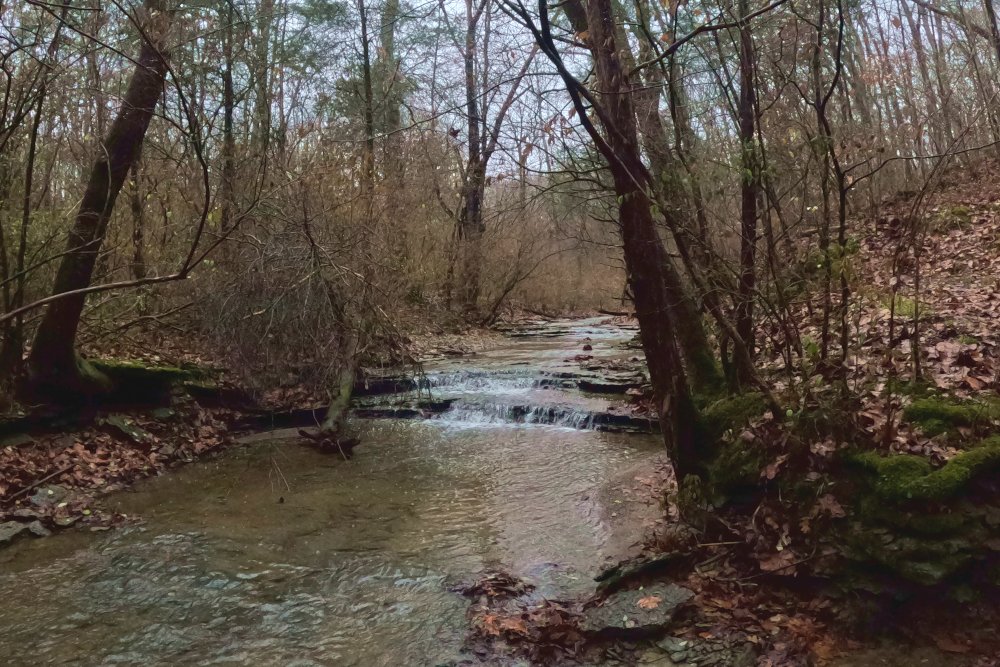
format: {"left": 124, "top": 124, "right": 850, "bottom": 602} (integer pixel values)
{"left": 419, "top": 370, "right": 539, "bottom": 393}
{"left": 354, "top": 318, "right": 656, "bottom": 433}
{"left": 432, "top": 400, "right": 598, "bottom": 430}
{"left": 413, "top": 369, "right": 575, "bottom": 396}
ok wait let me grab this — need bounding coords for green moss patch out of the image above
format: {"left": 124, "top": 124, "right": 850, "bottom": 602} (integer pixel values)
{"left": 903, "top": 396, "right": 999, "bottom": 438}
{"left": 700, "top": 392, "right": 766, "bottom": 439}
{"left": 935, "top": 205, "right": 972, "bottom": 230}
{"left": 853, "top": 437, "right": 1000, "bottom": 503}
{"left": 90, "top": 359, "right": 206, "bottom": 382}
{"left": 708, "top": 438, "right": 766, "bottom": 503}
{"left": 879, "top": 294, "right": 925, "bottom": 318}
{"left": 844, "top": 526, "right": 977, "bottom": 585}
{"left": 89, "top": 359, "right": 211, "bottom": 404}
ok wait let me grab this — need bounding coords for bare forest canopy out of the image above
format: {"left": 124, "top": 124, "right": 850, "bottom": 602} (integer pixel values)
{"left": 1, "top": 0, "right": 999, "bottom": 429}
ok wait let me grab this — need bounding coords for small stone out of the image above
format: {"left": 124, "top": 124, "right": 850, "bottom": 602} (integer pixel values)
{"left": 656, "top": 638, "right": 688, "bottom": 653}
{"left": 30, "top": 485, "right": 69, "bottom": 508}
{"left": 151, "top": 407, "right": 176, "bottom": 420}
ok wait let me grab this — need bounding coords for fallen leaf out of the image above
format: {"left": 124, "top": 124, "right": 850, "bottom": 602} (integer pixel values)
{"left": 932, "top": 634, "right": 970, "bottom": 653}
{"left": 637, "top": 595, "right": 661, "bottom": 610}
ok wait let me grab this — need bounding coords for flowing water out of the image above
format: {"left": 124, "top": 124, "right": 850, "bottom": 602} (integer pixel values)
{"left": 0, "top": 318, "right": 661, "bottom": 666}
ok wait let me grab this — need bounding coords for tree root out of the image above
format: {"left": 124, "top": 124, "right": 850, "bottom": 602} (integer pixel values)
{"left": 297, "top": 428, "right": 360, "bottom": 460}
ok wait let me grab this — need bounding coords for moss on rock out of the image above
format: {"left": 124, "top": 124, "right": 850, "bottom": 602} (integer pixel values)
{"left": 700, "top": 392, "right": 766, "bottom": 438}
{"left": 708, "top": 438, "right": 766, "bottom": 503}
{"left": 854, "top": 495, "right": 972, "bottom": 538}
{"left": 88, "top": 359, "right": 211, "bottom": 404}
{"left": 843, "top": 523, "right": 979, "bottom": 585}
{"left": 90, "top": 359, "right": 205, "bottom": 382}
{"left": 853, "top": 437, "right": 1000, "bottom": 503}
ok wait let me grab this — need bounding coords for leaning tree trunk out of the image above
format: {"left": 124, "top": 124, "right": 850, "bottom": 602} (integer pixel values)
{"left": 25, "top": 0, "right": 171, "bottom": 399}
{"left": 576, "top": 0, "right": 703, "bottom": 477}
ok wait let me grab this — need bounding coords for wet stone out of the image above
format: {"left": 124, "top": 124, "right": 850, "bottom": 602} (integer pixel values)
{"left": 581, "top": 583, "right": 694, "bottom": 639}
{"left": 100, "top": 415, "right": 152, "bottom": 445}
{"left": 151, "top": 407, "right": 175, "bottom": 420}
{"left": 0, "top": 522, "right": 28, "bottom": 544}
{"left": 656, "top": 636, "right": 756, "bottom": 667}
{"left": 27, "top": 521, "right": 51, "bottom": 537}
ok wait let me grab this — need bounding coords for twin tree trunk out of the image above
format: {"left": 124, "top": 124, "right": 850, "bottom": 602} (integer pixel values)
{"left": 572, "top": 0, "right": 704, "bottom": 476}
{"left": 26, "top": 0, "right": 171, "bottom": 398}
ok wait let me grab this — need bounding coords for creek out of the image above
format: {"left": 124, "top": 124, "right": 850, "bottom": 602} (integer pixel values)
{"left": 0, "top": 318, "right": 663, "bottom": 666}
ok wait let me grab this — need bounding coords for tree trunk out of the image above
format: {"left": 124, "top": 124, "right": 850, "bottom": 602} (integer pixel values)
{"left": 358, "top": 0, "right": 376, "bottom": 192}
{"left": 735, "top": 0, "right": 759, "bottom": 388}
{"left": 380, "top": 0, "right": 408, "bottom": 271}
{"left": 602, "top": 2, "right": 725, "bottom": 395}
{"left": 25, "top": 0, "right": 172, "bottom": 399}
{"left": 253, "top": 0, "right": 274, "bottom": 157}
{"left": 576, "top": 0, "right": 702, "bottom": 477}
{"left": 219, "top": 0, "right": 236, "bottom": 236}
{"left": 458, "top": 0, "right": 485, "bottom": 314}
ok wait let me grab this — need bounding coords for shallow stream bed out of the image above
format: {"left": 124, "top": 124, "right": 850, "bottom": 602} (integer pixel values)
{"left": 0, "top": 318, "right": 662, "bottom": 665}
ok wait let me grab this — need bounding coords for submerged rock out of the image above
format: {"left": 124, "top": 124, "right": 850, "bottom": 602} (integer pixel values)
{"left": 581, "top": 583, "right": 693, "bottom": 639}
{"left": 578, "top": 376, "right": 644, "bottom": 394}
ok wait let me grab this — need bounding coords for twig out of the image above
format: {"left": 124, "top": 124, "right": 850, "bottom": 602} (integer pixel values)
{"left": 6, "top": 464, "right": 73, "bottom": 502}
{"left": 270, "top": 456, "right": 290, "bottom": 492}
{"left": 334, "top": 440, "right": 350, "bottom": 461}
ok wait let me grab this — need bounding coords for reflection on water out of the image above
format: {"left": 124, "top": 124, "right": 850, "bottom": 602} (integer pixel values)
{"left": 0, "top": 319, "right": 659, "bottom": 665}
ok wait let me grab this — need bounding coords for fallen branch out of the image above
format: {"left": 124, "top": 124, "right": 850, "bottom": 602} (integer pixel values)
{"left": 6, "top": 464, "right": 73, "bottom": 502}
